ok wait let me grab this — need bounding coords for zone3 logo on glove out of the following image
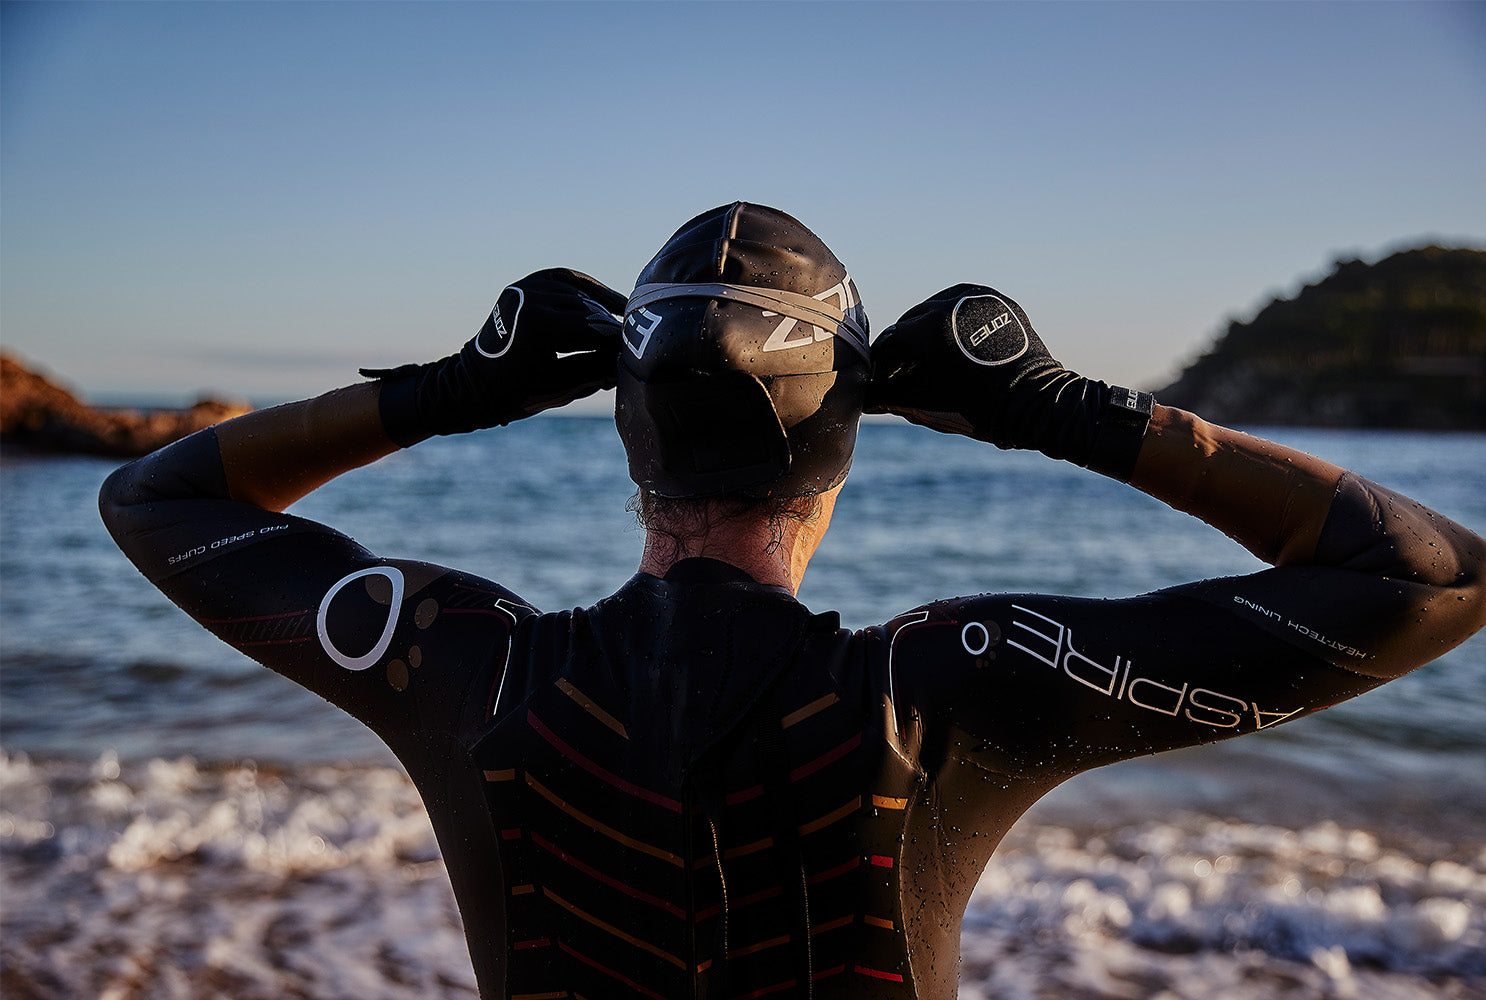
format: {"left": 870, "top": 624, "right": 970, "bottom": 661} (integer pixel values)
{"left": 951, "top": 294, "right": 1031, "bottom": 366}
{"left": 476, "top": 287, "right": 524, "bottom": 359}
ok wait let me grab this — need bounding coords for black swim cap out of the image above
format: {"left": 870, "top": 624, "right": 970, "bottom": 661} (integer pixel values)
{"left": 616, "top": 203, "right": 870, "bottom": 498}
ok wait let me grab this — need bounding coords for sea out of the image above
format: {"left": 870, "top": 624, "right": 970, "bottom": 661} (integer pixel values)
{"left": 2, "top": 417, "right": 1483, "bottom": 1000}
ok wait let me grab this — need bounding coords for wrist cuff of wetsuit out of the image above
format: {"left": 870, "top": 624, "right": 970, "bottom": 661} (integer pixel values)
{"left": 1085, "top": 386, "right": 1154, "bottom": 482}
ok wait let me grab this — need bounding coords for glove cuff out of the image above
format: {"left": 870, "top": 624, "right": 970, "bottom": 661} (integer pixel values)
{"left": 359, "top": 366, "right": 433, "bottom": 448}
{"left": 975, "top": 373, "right": 1153, "bottom": 480}
{"left": 362, "top": 342, "right": 520, "bottom": 445}
{"left": 1086, "top": 386, "right": 1155, "bottom": 482}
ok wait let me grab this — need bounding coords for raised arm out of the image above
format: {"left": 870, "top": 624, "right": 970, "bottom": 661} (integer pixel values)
{"left": 108, "top": 268, "right": 625, "bottom": 514}
{"left": 99, "top": 269, "right": 626, "bottom": 744}
{"left": 869, "top": 284, "right": 1485, "bottom": 779}
{"left": 870, "top": 284, "right": 1486, "bottom": 667}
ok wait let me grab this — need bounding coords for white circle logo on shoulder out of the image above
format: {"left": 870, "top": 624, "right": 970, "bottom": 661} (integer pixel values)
{"left": 476, "top": 286, "right": 523, "bottom": 359}
{"left": 317, "top": 566, "right": 405, "bottom": 671}
{"left": 951, "top": 294, "right": 1029, "bottom": 366}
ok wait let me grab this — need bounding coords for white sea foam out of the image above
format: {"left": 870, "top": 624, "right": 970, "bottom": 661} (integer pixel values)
{"left": 2, "top": 751, "right": 474, "bottom": 1000}
{"left": 961, "top": 814, "right": 1484, "bottom": 1000}
{"left": 3, "top": 751, "right": 1481, "bottom": 999}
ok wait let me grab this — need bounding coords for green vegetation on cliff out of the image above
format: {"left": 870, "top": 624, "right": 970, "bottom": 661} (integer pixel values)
{"left": 1158, "top": 247, "right": 1486, "bottom": 429}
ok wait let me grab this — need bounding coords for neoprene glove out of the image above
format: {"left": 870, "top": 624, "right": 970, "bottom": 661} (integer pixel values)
{"left": 362, "top": 269, "right": 626, "bottom": 446}
{"left": 868, "top": 284, "right": 1152, "bottom": 480}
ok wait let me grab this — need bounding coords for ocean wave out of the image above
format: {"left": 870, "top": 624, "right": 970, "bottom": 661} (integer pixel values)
{"left": 2, "top": 751, "right": 1480, "bottom": 1000}
{"left": 963, "top": 821, "right": 1484, "bottom": 999}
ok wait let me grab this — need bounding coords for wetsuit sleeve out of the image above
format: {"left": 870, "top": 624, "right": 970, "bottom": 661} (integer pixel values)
{"left": 98, "top": 383, "right": 532, "bottom": 753}
{"left": 882, "top": 405, "right": 1486, "bottom": 781}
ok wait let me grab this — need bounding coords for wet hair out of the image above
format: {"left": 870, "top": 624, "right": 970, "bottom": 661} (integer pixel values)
{"left": 630, "top": 490, "right": 824, "bottom": 557}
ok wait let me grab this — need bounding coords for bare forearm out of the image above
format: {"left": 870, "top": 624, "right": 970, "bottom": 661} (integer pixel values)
{"left": 99, "top": 379, "right": 401, "bottom": 549}
{"left": 213, "top": 382, "right": 399, "bottom": 511}
{"left": 1130, "top": 405, "right": 1347, "bottom": 566}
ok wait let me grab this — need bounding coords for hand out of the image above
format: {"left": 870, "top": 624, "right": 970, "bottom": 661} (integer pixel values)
{"left": 869, "top": 284, "right": 1147, "bottom": 477}
{"left": 363, "top": 268, "right": 626, "bottom": 444}
{"left": 867, "top": 283, "right": 1071, "bottom": 442}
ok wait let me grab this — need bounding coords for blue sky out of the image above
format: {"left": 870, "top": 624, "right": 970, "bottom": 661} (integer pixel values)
{"left": 3, "top": 1, "right": 1483, "bottom": 404}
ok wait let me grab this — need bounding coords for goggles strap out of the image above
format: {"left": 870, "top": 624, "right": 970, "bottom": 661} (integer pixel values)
{"left": 627, "top": 282, "right": 869, "bottom": 362}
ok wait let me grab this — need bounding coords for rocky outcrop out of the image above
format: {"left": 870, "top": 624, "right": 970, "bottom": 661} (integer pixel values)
{"left": 0, "top": 355, "right": 252, "bottom": 457}
{"left": 1157, "top": 247, "right": 1486, "bottom": 430}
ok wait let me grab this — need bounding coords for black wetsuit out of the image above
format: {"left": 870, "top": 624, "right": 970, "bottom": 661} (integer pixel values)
{"left": 100, "top": 428, "right": 1476, "bottom": 1000}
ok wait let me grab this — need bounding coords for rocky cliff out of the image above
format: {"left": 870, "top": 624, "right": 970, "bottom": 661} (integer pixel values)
{"left": 0, "top": 355, "right": 252, "bottom": 457}
{"left": 1157, "top": 247, "right": 1486, "bottom": 429}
